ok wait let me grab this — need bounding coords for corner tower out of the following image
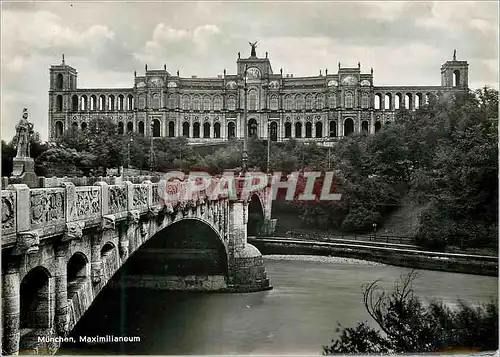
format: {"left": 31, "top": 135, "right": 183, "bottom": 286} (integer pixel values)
{"left": 441, "top": 50, "right": 469, "bottom": 89}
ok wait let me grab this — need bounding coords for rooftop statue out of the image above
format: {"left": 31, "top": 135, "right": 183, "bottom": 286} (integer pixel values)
{"left": 249, "top": 41, "right": 258, "bottom": 57}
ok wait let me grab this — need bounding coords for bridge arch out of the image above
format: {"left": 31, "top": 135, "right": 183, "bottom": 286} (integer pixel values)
{"left": 248, "top": 193, "right": 265, "bottom": 236}
{"left": 124, "top": 217, "right": 229, "bottom": 284}
{"left": 20, "top": 266, "right": 52, "bottom": 329}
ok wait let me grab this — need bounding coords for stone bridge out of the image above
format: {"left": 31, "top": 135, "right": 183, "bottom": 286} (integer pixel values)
{"left": 1, "top": 177, "right": 275, "bottom": 355}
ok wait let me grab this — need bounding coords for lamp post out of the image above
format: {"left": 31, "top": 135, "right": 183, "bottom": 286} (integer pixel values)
{"left": 149, "top": 122, "right": 155, "bottom": 173}
{"left": 372, "top": 223, "right": 377, "bottom": 241}
{"left": 267, "top": 121, "right": 271, "bottom": 173}
{"left": 127, "top": 132, "right": 132, "bottom": 170}
{"left": 242, "top": 64, "right": 249, "bottom": 172}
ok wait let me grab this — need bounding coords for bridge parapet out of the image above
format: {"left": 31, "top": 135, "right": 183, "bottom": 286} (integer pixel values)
{"left": 1, "top": 177, "right": 271, "bottom": 250}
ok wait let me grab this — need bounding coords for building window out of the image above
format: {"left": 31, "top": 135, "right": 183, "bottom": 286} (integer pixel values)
{"left": 72, "top": 95, "right": 78, "bottom": 111}
{"left": 227, "top": 122, "right": 236, "bottom": 138}
{"left": 56, "top": 95, "right": 63, "bottom": 112}
{"left": 329, "top": 94, "right": 336, "bottom": 109}
{"left": 99, "top": 95, "right": 106, "bottom": 111}
{"left": 295, "top": 95, "right": 304, "bottom": 110}
{"left": 108, "top": 95, "right": 115, "bottom": 111}
{"left": 315, "top": 122, "right": 323, "bottom": 138}
{"left": 248, "top": 119, "right": 258, "bottom": 137}
{"left": 203, "top": 122, "right": 210, "bottom": 138}
{"left": 305, "top": 94, "right": 313, "bottom": 110}
{"left": 315, "top": 94, "right": 323, "bottom": 110}
{"left": 182, "top": 122, "right": 190, "bottom": 137}
{"left": 284, "top": 122, "right": 292, "bottom": 138}
{"left": 127, "top": 122, "right": 133, "bottom": 133}
{"left": 56, "top": 74, "right": 63, "bottom": 90}
{"left": 329, "top": 121, "right": 337, "bottom": 137}
{"left": 227, "top": 95, "right": 236, "bottom": 110}
{"left": 152, "top": 93, "right": 160, "bottom": 109}
{"left": 248, "top": 89, "right": 258, "bottom": 111}
{"left": 203, "top": 96, "right": 211, "bottom": 111}
{"left": 305, "top": 122, "right": 312, "bottom": 138}
{"left": 138, "top": 121, "right": 145, "bottom": 135}
{"left": 193, "top": 95, "right": 201, "bottom": 111}
{"left": 214, "top": 122, "right": 221, "bottom": 138}
{"left": 295, "top": 122, "right": 302, "bottom": 138}
{"left": 345, "top": 92, "right": 354, "bottom": 108}
{"left": 182, "top": 95, "right": 190, "bottom": 110}
{"left": 152, "top": 119, "right": 161, "bottom": 137}
{"left": 80, "top": 95, "right": 88, "bottom": 111}
{"left": 118, "top": 95, "right": 124, "bottom": 110}
{"left": 270, "top": 95, "right": 278, "bottom": 110}
{"left": 284, "top": 95, "right": 293, "bottom": 110}
{"left": 55, "top": 121, "right": 64, "bottom": 138}
{"left": 361, "top": 93, "right": 369, "bottom": 109}
{"left": 193, "top": 122, "right": 200, "bottom": 138}
{"left": 127, "top": 95, "right": 134, "bottom": 110}
{"left": 214, "top": 96, "right": 222, "bottom": 111}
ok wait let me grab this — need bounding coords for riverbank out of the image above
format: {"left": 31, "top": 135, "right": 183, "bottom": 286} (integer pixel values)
{"left": 249, "top": 238, "right": 498, "bottom": 277}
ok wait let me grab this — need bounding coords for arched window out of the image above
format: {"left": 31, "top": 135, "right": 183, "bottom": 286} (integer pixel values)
{"left": 118, "top": 95, "right": 124, "bottom": 111}
{"left": 361, "top": 93, "right": 369, "bottom": 109}
{"left": 295, "top": 95, "right": 304, "bottom": 110}
{"left": 108, "top": 95, "right": 115, "bottom": 111}
{"left": 182, "top": 95, "right": 190, "bottom": 110}
{"left": 375, "top": 121, "right": 382, "bottom": 132}
{"left": 213, "top": 96, "right": 222, "bottom": 111}
{"left": 270, "top": 122, "right": 278, "bottom": 141}
{"left": 284, "top": 122, "right": 292, "bottom": 138}
{"left": 395, "top": 93, "right": 402, "bottom": 110}
{"left": 138, "top": 121, "right": 145, "bottom": 135}
{"left": 152, "top": 119, "right": 161, "bottom": 137}
{"left": 453, "top": 70, "right": 460, "bottom": 87}
{"left": 152, "top": 93, "right": 160, "bottom": 109}
{"left": 329, "top": 121, "right": 337, "bottom": 137}
{"left": 203, "top": 122, "right": 210, "bottom": 138}
{"left": 345, "top": 92, "right": 354, "bottom": 108}
{"left": 295, "top": 122, "right": 302, "bottom": 138}
{"left": 80, "top": 95, "right": 88, "bottom": 111}
{"left": 305, "top": 94, "right": 313, "bottom": 110}
{"left": 99, "top": 95, "right": 106, "bottom": 111}
{"left": 118, "top": 122, "right": 124, "bottom": 135}
{"left": 203, "top": 96, "right": 211, "bottom": 111}
{"left": 127, "top": 95, "right": 134, "bottom": 110}
{"left": 227, "top": 95, "right": 236, "bottom": 110}
{"left": 248, "top": 89, "right": 258, "bottom": 111}
{"left": 56, "top": 73, "right": 63, "bottom": 90}
{"left": 315, "top": 122, "right": 323, "bottom": 138}
{"left": 20, "top": 267, "right": 51, "bottom": 328}
{"left": 227, "top": 122, "right": 236, "bottom": 138}
{"left": 182, "top": 122, "right": 190, "bottom": 137}
{"left": 193, "top": 122, "right": 200, "bottom": 138}
{"left": 55, "top": 121, "right": 64, "bottom": 138}
{"left": 72, "top": 95, "right": 78, "bottom": 111}
{"left": 56, "top": 95, "right": 63, "bottom": 112}
{"left": 361, "top": 121, "right": 369, "bottom": 133}
{"left": 284, "top": 95, "right": 293, "bottom": 110}
{"left": 90, "top": 95, "right": 97, "bottom": 111}
{"left": 248, "top": 118, "right": 258, "bottom": 137}
{"left": 374, "top": 94, "right": 381, "bottom": 110}
{"left": 214, "top": 122, "right": 221, "bottom": 138}
{"left": 305, "top": 122, "right": 312, "bottom": 138}
{"left": 329, "top": 94, "right": 336, "bottom": 108}
{"left": 270, "top": 95, "right": 278, "bottom": 110}
{"left": 405, "top": 93, "right": 412, "bottom": 110}
{"left": 81, "top": 122, "right": 87, "bottom": 131}
{"left": 193, "top": 95, "right": 201, "bottom": 111}
{"left": 344, "top": 118, "right": 354, "bottom": 136}
{"left": 315, "top": 94, "right": 323, "bottom": 110}
{"left": 127, "top": 122, "right": 133, "bottom": 133}
{"left": 168, "top": 121, "right": 175, "bottom": 137}
{"left": 385, "top": 93, "right": 392, "bottom": 110}
{"left": 138, "top": 94, "right": 146, "bottom": 109}
{"left": 415, "top": 93, "right": 422, "bottom": 109}
{"left": 72, "top": 122, "right": 78, "bottom": 132}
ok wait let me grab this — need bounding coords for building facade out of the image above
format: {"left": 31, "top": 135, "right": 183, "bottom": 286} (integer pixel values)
{"left": 48, "top": 45, "right": 469, "bottom": 144}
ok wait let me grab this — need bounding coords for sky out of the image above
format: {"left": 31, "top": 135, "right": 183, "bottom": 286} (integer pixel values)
{"left": 1, "top": 1, "right": 498, "bottom": 141}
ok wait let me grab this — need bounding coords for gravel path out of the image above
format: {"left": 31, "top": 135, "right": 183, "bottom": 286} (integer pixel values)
{"left": 264, "top": 254, "right": 388, "bottom": 266}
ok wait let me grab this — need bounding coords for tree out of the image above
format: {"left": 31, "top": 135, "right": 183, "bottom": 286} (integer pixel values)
{"left": 323, "top": 271, "right": 498, "bottom": 354}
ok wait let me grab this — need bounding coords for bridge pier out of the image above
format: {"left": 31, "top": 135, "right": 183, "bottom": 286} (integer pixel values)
{"left": 54, "top": 242, "right": 69, "bottom": 336}
{"left": 227, "top": 200, "right": 271, "bottom": 292}
{"left": 2, "top": 258, "right": 21, "bottom": 355}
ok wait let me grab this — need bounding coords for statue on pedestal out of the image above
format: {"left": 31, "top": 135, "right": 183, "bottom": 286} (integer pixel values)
{"left": 11, "top": 108, "right": 39, "bottom": 187}
{"left": 15, "top": 108, "right": 34, "bottom": 159}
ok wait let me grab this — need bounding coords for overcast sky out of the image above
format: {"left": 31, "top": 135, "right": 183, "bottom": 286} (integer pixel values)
{"left": 1, "top": 1, "right": 498, "bottom": 141}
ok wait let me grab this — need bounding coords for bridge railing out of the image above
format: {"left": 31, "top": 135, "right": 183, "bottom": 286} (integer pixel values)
{"left": 1, "top": 177, "right": 268, "bottom": 249}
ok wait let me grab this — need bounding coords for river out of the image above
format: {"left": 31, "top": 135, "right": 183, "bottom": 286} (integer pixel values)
{"left": 60, "top": 256, "right": 498, "bottom": 355}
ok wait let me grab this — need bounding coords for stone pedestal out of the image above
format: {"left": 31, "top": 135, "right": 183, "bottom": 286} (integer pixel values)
{"left": 10, "top": 157, "right": 39, "bottom": 188}
{"left": 229, "top": 244, "right": 271, "bottom": 292}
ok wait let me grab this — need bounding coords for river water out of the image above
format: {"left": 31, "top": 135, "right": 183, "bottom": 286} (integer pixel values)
{"left": 61, "top": 256, "right": 498, "bottom": 355}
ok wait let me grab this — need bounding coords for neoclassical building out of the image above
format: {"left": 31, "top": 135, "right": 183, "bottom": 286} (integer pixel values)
{"left": 48, "top": 45, "right": 469, "bottom": 145}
